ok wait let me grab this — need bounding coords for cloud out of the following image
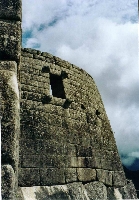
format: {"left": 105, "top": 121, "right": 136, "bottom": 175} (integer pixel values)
{"left": 121, "top": 151, "right": 139, "bottom": 168}
{"left": 22, "top": 0, "right": 138, "bottom": 169}
{"left": 22, "top": 0, "right": 68, "bottom": 31}
{"left": 122, "top": 155, "right": 136, "bottom": 167}
{"left": 22, "top": 0, "right": 138, "bottom": 32}
{"left": 129, "top": 152, "right": 139, "bottom": 158}
{"left": 24, "top": 37, "right": 40, "bottom": 49}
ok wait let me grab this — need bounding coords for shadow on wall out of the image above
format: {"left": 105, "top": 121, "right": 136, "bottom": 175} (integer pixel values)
{"left": 35, "top": 187, "right": 71, "bottom": 200}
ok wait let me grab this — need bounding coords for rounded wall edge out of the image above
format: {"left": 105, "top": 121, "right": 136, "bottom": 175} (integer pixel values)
{"left": 21, "top": 48, "right": 94, "bottom": 81}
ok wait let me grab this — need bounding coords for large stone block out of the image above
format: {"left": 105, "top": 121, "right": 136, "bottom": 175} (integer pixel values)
{"left": 1, "top": 165, "right": 15, "bottom": 200}
{"left": 107, "top": 181, "right": 138, "bottom": 200}
{"left": 96, "top": 169, "right": 113, "bottom": 186}
{"left": 0, "top": 0, "right": 22, "bottom": 20}
{"left": 65, "top": 168, "right": 77, "bottom": 183}
{"left": 120, "top": 180, "right": 138, "bottom": 199}
{"left": 18, "top": 168, "right": 40, "bottom": 187}
{"left": 84, "top": 181, "right": 108, "bottom": 200}
{"left": 40, "top": 155, "right": 56, "bottom": 168}
{"left": 69, "top": 157, "right": 86, "bottom": 168}
{"left": 77, "top": 168, "right": 96, "bottom": 182}
{"left": 20, "top": 139, "right": 41, "bottom": 155}
{"left": 0, "top": 61, "right": 17, "bottom": 72}
{"left": 0, "top": 66, "right": 20, "bottom": 171}
{"left": 21, "top": 182, "right": 88, "bottom": 200}
{"left": 21, "top": 155, "right": 41, "bottom": 168}
{"left": 40, "top": 155, "right": 67, "bottom": 168}
{"left": 0, "top": 20, "right": 21, "bottom": 61}
{"left": 113, "top": 171, "right": 127, "bottom": 187}
{"left": 40, "top": 168, "right": 65, "bottom": 186}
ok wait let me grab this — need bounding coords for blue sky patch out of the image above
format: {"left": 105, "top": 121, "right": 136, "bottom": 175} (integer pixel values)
{"left": 22, "top": 30, "right": 33, "bottom": 47}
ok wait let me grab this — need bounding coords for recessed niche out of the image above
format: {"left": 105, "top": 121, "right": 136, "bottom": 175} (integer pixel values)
{"left": 41, "top": 94, "right": 52, "bottom": 104}
{"left": 96, "top": 110, "right": 100, "bottom": 116}
{"left": 41, "top": 66, "right": 50, "bottom": 73}
{"left": 61, "top": 71, "right": 68, "bottom": 79}
{"left": 81, "top": 104, "right": 86, "bottom": 110}
{"left": 50, "top": 73, "right": 66, "bottom": 99}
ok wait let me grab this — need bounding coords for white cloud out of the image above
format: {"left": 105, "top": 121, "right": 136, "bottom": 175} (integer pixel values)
{"left": 22, "top": 0, "right": 137, "bottom": 31}
{"left": 22, "top": 0, "right": 138, "bottom": 169}
{"left": 122, "top": 156, "right": 136, "bottom": 167}
{"left": 129, "top": 151, "right": 139, "bottom": 158}
{"left": 122, "top": 151, "right": 139, "bottom": 168}
{"left": 25, "top": 38, "right": 40, "bottom": 48}
{"left": 22, "top": 0, "right": 68, "bottom": 30}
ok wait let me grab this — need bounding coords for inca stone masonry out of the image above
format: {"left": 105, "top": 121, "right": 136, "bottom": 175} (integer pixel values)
{"left": 0, "top": 0, "right": 138, "bottom": 199}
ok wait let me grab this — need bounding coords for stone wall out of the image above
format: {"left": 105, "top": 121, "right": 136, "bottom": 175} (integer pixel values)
{"left": 0, "top": 0, "right": 21, "bottom": 199}
{"left": 18, "top": 48, "right": 138, "bottom": 199}
{"left": 19, "top": 48, "right": 127, "bottom": 189}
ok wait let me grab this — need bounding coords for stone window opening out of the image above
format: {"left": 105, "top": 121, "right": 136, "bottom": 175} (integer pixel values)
{"left": 50, "top": 73, "right": 66, "bottom": 99}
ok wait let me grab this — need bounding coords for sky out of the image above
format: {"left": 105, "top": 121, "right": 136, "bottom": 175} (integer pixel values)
{"left": 22, "top": 0, "right": 139, "bottom": 170}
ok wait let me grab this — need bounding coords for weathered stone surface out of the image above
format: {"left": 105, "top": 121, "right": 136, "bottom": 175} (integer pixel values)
{"left": 67, "top": 182, "right": 89, "bottom": 200}
{"left": 96, "top": 169, "right": 113, "bottom": 186}
{"left": 65, "top": 168, "right": 77, "bottom": 183}
{"left": 1, "top": 165, "right": 15, "bottom": 200}
{"left": 0, "top": 61, "right": 17, "bottom": 72}
{"left": 40, "top": 168, "right": 65, "bottom": 186}
{"left": 113, "top": 171, "right": 127, "bottom": 187}
{"left": 0, "top": 0, "right": 21, "bottom": 199}
{"left": 20, "top": 182, "right": 107, "bottom": 200}
{"left": 18, "top": 168, "right": 40, "bottom": 187}
{"left": 107, "top": 181, "right": 138, "bottom": 200}
{"left": 0, "top": 20, "right": 21, "bottom": 61}
{"left": 21, "top": 183, "right": 86, "bottom": 200}
{"left": 107, "top": 187, "right": 117, "bottom": 200}
{"left": 20, "top": 181, "right": 139, "bottom": 200}
{"left": 120, "top": 180, "right": 138, "bottom": 199}
{"left": 0, "top": 66, "right": 20, "bottom": 172}
{"left": 77, "top": 168, "right": 96, "bottom": 182}
{"left": 84, "top": 181, "right": 108, "bottom": 200}
{"left": 0, "top": 0, "right": 22, "bottom": 20}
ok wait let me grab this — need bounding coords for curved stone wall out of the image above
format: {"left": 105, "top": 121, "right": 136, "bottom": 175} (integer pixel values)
{"left": 19, "top": 48, "right": 125, "bottom": 188}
